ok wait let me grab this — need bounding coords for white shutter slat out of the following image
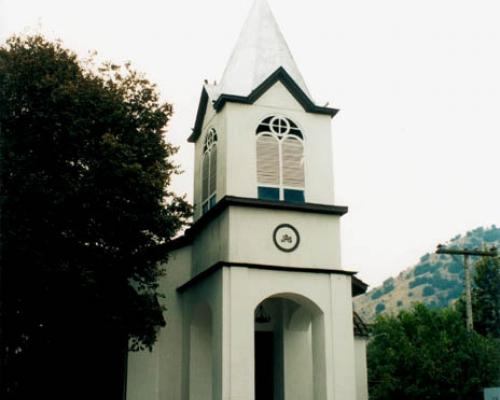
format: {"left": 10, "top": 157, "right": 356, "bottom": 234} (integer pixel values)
{"left": 282, "top": 137, "right": 304, "bottom": 188}
{"left": 257, "top": 134, "right": 279, "bottom": 185}
{"left": 202, "top": 154, "right": 209, "bottom": 201}
{"left": 209, "top": 146, "right": 217, "bottom": 195}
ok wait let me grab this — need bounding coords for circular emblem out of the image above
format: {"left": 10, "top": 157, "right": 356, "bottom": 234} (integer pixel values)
{"left": 273, "top": 224, "right": 300, "bottom": 252}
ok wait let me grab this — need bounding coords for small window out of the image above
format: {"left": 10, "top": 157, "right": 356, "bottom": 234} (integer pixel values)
{"left": 258, "top": 187, "right": 280, "bottom": 201}
{"left": 202, "top": 128, "right": 218, "bottom": 213}
{"left": 256, "top": 116, "right": 305, "bottom": 203}
{"left": 209, "top": 194, "right": 216, "bottom": 208}
{"left": 284, "top": 189, "right": 305, "bottom": 203}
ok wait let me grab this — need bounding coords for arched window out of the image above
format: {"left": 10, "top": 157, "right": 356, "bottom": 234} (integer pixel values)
{"left": 256, "top": 116, "right": 305, "bottom": 202}
{"left": 202, "top": 128, "right": 218, "bottom": 213}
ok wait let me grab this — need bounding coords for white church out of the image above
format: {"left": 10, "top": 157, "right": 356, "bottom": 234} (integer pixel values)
{"left": 127, "top": 1, "right": 370, "bottom": 399}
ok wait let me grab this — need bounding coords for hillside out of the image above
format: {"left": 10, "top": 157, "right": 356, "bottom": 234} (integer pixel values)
{"left": 354, "top": 225, "right": 500, "bottom": 322}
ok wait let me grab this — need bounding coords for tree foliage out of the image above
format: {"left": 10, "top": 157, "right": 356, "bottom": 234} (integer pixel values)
{"left": 472, "top": 256, "right": 500, "bottom": 338}
{"left": 0, "top": 35, "right": 191, "bottom": 398}
{"left": 368, "top": 304, "right": 500, "bottom": 400}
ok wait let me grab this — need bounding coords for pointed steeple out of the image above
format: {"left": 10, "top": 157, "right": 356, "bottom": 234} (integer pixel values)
{"left": 218, "top": 0, "right": 311, "bottom": 99}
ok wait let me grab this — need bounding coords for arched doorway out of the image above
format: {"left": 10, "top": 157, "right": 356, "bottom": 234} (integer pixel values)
{"left": 254, "top": 294, "right": 326, "bottom": 400}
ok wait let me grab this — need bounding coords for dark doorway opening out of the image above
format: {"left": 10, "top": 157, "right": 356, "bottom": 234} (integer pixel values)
{"left": 255, "top": 331, "right": 274, "bottom": 400}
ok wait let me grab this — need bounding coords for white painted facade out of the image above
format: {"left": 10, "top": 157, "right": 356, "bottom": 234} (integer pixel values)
{"left": 127, "top": 1, "right": 369, "bottom": 399}
{"left": 193, "top": 81, "right": 336, "bottom": 222}
{"left": 354, "top": 338, "right": 369, "bottom": 400}
{"left": 127, "top": 263, "right": 367, "bottom": 400}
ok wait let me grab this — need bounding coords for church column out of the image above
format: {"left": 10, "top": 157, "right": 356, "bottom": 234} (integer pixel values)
{"left": 221, "top": 267, "right": 255, "bottom": 400}
{"left": 211, "top": 288, "right": 224, "bottom": 400}
{"left": 329, "top": 275, "right": 356, "bottom": 400}
{"left": 312, "top": 313, "right": 328, "bottom": 400}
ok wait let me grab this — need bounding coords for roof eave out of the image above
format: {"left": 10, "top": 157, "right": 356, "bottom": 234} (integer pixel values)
{"left": 214, "top": 67, "right": 338, "bottom": 117}
{"left": 188, "top": 67, "right": 339, "bottom": 143}
{"left": 188, "top": 88, "right": 209, "bottom": 143}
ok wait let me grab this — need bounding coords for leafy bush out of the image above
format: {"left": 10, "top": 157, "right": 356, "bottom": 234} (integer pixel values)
{"left": 371, "top": 290, "right": 383, "bottom": 300}
{"left": 368, "top": 305, "right": 500, "bottom": 400}
{"left": 483, "top": 227, "right": 500, "bottom": 242}
{"left": 427, "top": 300, "right": 438, "bottom": 308}
{"left": 409, "top": 273, "right": 456, "bottom": 292}
{"left": 419, "top": 253, "right": 430, "bottom": 263}
{"left": 375, "top": 303, "right": 386, "bottom": 315}
{"left": 409, "top": 276, "right": 431, "bottom": 289}
{"left": 383, "top": 277, "right": 395, "bottom": 287}
{"left": 384, "top": 282, "right": 395, "bottom": 293}
{"left": 435, "top": 295, "right": 449, "bottom": 308}
{"left": 446, "top": 285, "right": 463, "bottom": 301}
{"left": 371, "top": 281, "right": 395, "bottom": 300}
{"left": 448, "top": 261, "right": 463, "bottom": 274}
{"left": 429, "top": 271, "right": 457, "bottom": 290}
{"left": 423, "top": 286, "right": 435, "bottom": 297}
{"left": 414, "top": 262, "right": 439, "bottom": 276}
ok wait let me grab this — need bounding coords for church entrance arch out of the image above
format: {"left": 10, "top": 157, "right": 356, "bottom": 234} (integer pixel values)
{"left": 254, "top": 293, "right": 327, "bottom": 400}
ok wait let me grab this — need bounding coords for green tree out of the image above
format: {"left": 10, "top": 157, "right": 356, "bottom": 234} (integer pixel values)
{"left": 0, "top": 35, "right": 191, "bottom": 399}
{"left": 368, "top": 304, "right": 500, "bottom": 400}
{"left": 472, "top": 256, "right": 500, "bottom": 338}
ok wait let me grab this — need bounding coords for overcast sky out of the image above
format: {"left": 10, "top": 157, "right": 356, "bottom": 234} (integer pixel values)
{"left": 2, "top": 0, "right": 499, "bottom": 287}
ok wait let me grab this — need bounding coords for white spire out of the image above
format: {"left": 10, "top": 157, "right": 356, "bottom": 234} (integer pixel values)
{"left": 217, "top": 0, "right": 311, "bottom": 98}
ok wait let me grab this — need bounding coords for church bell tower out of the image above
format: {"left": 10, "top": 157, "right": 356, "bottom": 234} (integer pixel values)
{"left": 127, "top": 1, "right": 369, "bottom": 399}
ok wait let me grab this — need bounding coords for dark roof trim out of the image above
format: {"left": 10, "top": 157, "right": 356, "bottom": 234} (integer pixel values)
{"left": 169, "top": 196, "right": 348, "bottom": 251}
{"left": 220, "top": 195, "right": 348, "bottom": 216}
{"left": 188, "top": 67, "right": 339, "bottom": 143}
{"left": 177, "top": 261, "right": 366, "bottom": 295}
{"left": 188, "top": 88, "right": 209, "bottom": 143}
{"left": 353, "top": 312, "right": 370, "bottom": 338}
{"left": 165, "top": 234, "right": 193, "bottom": 252}
{"left": 213, "top": 67, "right": 339, "bottom": 116}
{"left": 352, "top": 275, "right": 369, "bottom": 296}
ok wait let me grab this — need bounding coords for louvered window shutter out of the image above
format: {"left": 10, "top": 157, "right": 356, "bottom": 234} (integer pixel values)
{"left": 282, "top": 137, "right": 304, "bottom": 188}
{"left": 257, "top": 134, "right": 280, "bottom": 185}
{"left": 202, "top": 154, "right": 210, "bottom": 201}
{"left": 209, "top": 146, "right": 217, "bottom": 195}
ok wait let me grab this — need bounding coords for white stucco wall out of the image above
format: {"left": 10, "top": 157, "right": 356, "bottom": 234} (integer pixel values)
{"left": 192, "top": 80, "right": 338, "bottom": 223}
{"left": 354, "top": 338, "right": 369, "bottom": 400}
{"left": 127, "top": 250, "right": 363, "bottom": 400}
{"left": 127, "top": 246, "right": 192, "bottom": 400}
{"left": 224, "top": 82, "right": 336, "bottom": 205}
{"left": 187, "top": 204, "right": 343, "bottom": 277}
{"left": 181, "top": 269, "right": 225, "bottom": 400}
{"left": 282, "top": 309, "right": 314, "bottom": 400}
{"left": 193, "top": 101, "right": 227, "bottom": 221}
{"left": 228, "top": 206, "right": 342, "bottom": 269}
{"left": 127, "top": 76, "right": 364, "bottom": 400}
{"left": 218, "top": 266, "right": 358, "bottom": 400}
{"left": 126, "top": 343, "right": 160, "bottom": 400}
{"left": 191, "top": 211, "right": 230, "bottom": 275}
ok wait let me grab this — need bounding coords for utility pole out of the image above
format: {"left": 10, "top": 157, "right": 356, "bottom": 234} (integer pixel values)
{"left": 435, "top": 244, "right": 497, "bottom": 331}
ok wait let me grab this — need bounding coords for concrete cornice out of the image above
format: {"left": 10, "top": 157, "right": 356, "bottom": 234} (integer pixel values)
{"left": 167, "top": 196, "right": 348, "bottom": 251}
{"left": 177, "top": 261, "right": 368, "bottom": 297}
